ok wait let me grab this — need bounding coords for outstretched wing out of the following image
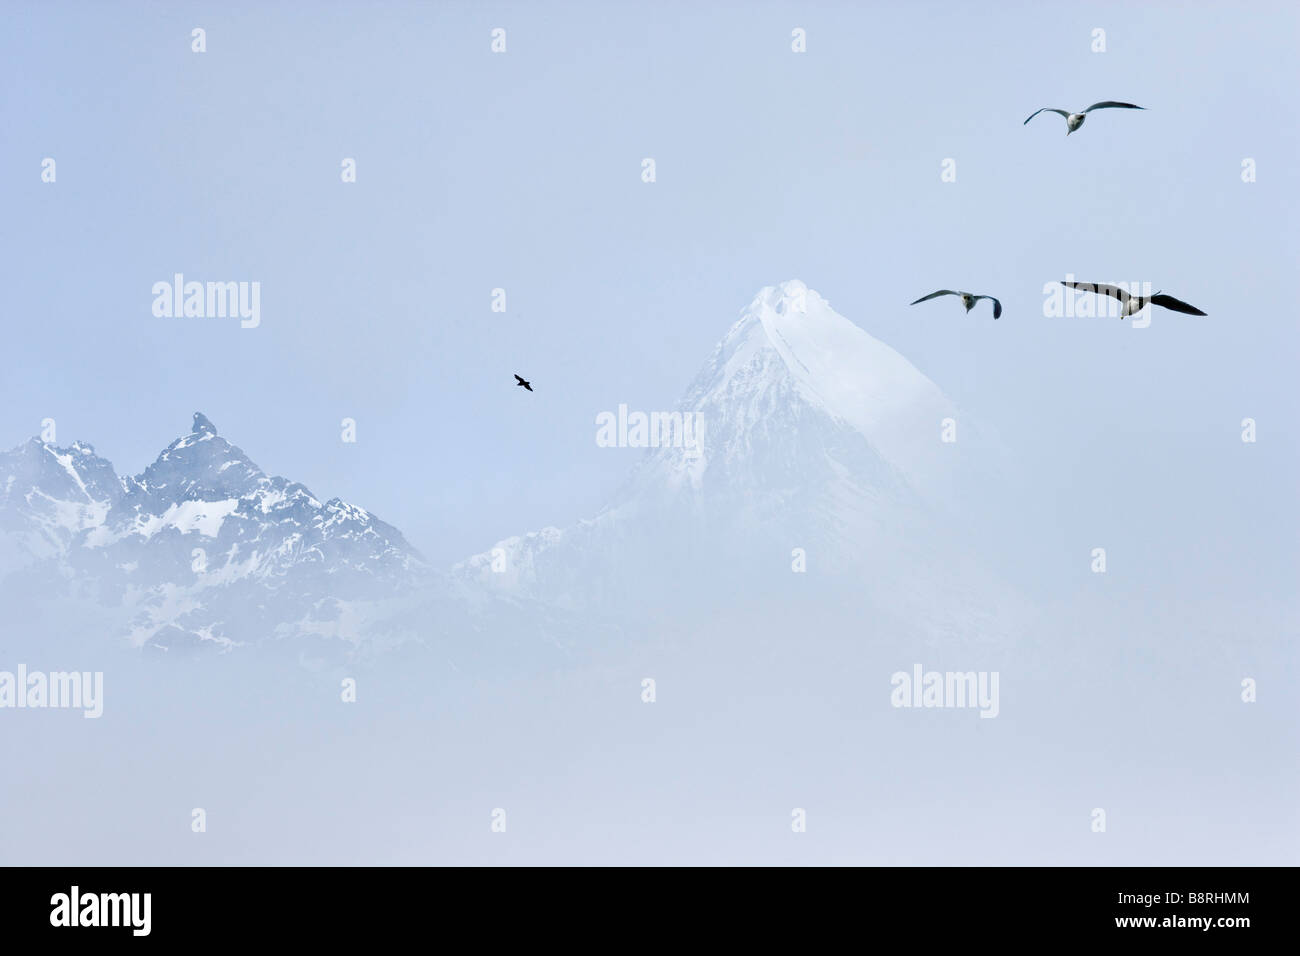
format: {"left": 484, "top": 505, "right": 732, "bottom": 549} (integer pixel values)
{"left": 910, "top": 290, "right": 958, "bottom": 305}
{"left": 974, "top": 295, "right": 1003, "bottom": 319}
{"left": 1024, "top": 108, "right": 1070, "bottom": 125}
{"left": 1151, "top": 294, "right": 1206, "bottom": 316}
{"left": 514, "top": 374, "right": 526, "bottom": 384}
{"left": 1061, "top": 281, "right": 1130, "bottom": 305}
{"left": 1083, "top": 101, "right": 1144, "bottom": 113}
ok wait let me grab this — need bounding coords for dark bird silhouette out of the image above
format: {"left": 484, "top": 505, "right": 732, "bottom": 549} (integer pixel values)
{"left": 1024, "top": 101, "right": 1144, "bottom": 135}
{"left": 910, "top": 289, "right": 1003, "bottom": 319}
{"left": 1060, "top": 282, "right": 1207, "bottom": 317}
{"left": 514, "top": 374, "right": 533, "bottom": 392}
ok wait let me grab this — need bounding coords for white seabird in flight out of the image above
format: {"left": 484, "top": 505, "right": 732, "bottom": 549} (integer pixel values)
{"left": 1024, "top": 101, "right": 1145, "bottom": 135}
{"left": 1060, "top": 281, "right": 1207, "bottom": 317}
{"left": 910, "top": 290, "right": 1003, "bottom": 319}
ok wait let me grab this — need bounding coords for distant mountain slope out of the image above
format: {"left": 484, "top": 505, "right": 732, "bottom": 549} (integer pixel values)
{"left": 2, "top": 281, "right": 1023, "bottom": 656}
{"left": 0, "top": 413, "right": 426, "bottom": 652}
{"left": 454, "top": 280, "right": 1019, "bottom": 639}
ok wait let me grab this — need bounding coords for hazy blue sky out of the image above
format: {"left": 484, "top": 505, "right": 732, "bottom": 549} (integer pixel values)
{"left": 2, "top": 0, "right": 1297, "bottom": 870}
{"left": 3, "top": 0, "right": 1296, "bottom": 578}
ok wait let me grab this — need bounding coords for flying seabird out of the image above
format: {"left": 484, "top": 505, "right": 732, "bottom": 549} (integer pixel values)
{"left": 1023, "top": 101, "right": 1145, "bottom": 135}
{"left": 514, "top": 374, "right": 533, "bottom": 391}
{"left": 910, "top": 290, "right": 1003, "bottom": 319}
{"left": 1059, "top": 282, "right": 1207, "bottom": 317}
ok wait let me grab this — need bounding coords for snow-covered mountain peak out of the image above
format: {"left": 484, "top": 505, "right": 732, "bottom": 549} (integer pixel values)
{"left": 678, "top": 279, "right": 958, "bottom": 487}
{"left": 136, "top": 412, "right": 265, "bottom": 500}
{"left": 0, "top": 414, "right": 428, "bottom": 652}
{"left": 459, "top": 281, "right": 998, "bottom": 613}
{"left": 2, "top": 437, "right": 123, "bottom": 506}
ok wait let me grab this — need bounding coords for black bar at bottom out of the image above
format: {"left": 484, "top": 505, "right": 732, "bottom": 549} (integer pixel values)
{"left": 0, "top": 865, "right": 1280, "bottom": 942}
